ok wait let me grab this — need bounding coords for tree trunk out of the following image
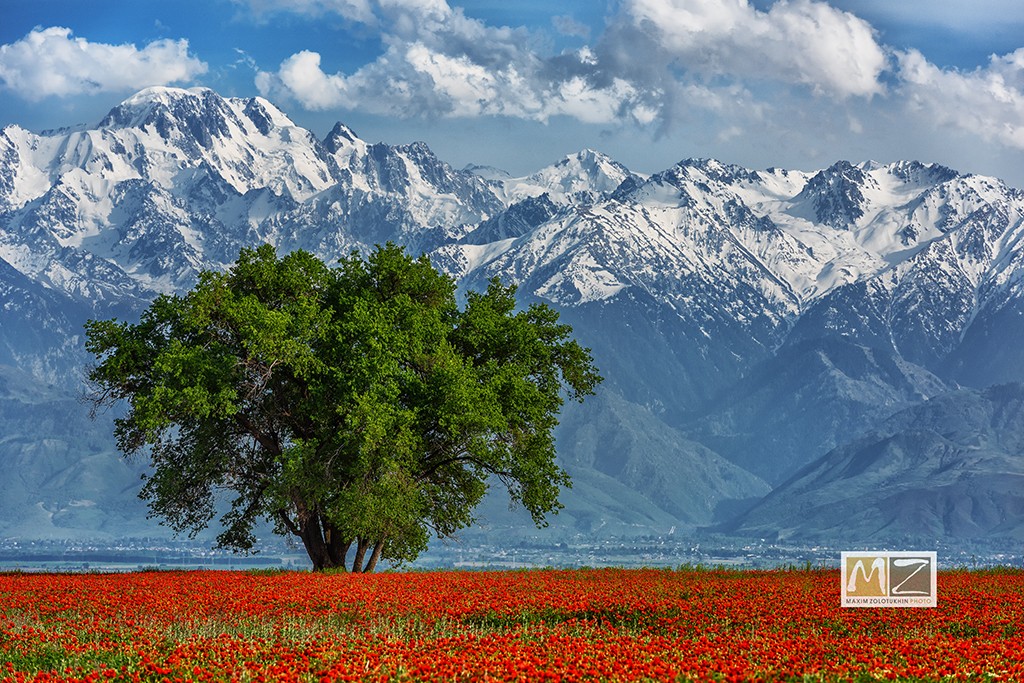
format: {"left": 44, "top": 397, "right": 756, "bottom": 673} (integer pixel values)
{"left": 291, "top": 496, "right": 329, "bottom": 571}
{"left": 363, "top": 538, "right": 386, "bottom": 573}
{"left": 288, "top": 496, "right": 368, "bottom": 572}
{"left": 292, "top": 502, "right": 351, "bottom": 571}
{"left": 351, "top": 537, "right": 369, "bottom": 573}
{"left": 323, "top": 521, "right": 351, "bottom": 570}
{"left": 298, "top": 514, "right": 331, "bottom": 571}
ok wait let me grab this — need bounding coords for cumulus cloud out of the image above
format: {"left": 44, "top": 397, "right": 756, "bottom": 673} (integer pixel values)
{"left": 255, "top": 51, "right": 351, "bottom": 110}
{"left": 621, "top": 0, "right": 888, "bottom": 98}
{"left": 250, "top": 0, "right": 1024, "bottom": 169}
{"left": 257, "top": 37, "right": 655, "bottom": 125}
{"left": 0, "top": 27, "right": 207, "bottom": 101}
{"left": 898, "top": 48, "right": 1024, "bottom": 149}
{"left": 255, "top": 0, "right": 656, "bottom": 124}
{"left": 256, "top": 0, "right": 896, "bottom": 132}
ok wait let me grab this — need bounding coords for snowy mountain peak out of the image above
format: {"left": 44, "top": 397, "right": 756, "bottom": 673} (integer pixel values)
{"left": 76, "top": 86, "right": 335, "bottom": 204}
{"left": 324, "top": 122, "right": 361, "bottom": 152}
{"left": 792, "top": 160, "right": 877, "bottom": 229}
{"left": 883, "top": 159, "right": 958, "bottom": 186}
{"left": 2, "top": 87, "right": 1024, "bottom": 385}
{"left": 98, "top": 86, "right": 304, "bottom": 149}
{"left": 493, "top": 149, "right": 638, "bottom": 205}
{"left": 0, "top": 87, "right": 515, "bottom": 302}
{"left": 786, "top": 159, "right": 958, "bottom": 217}
{"left": 675, "top": 157, "right": 766, "bottom": 185}
{"left": 105, "top": 88, "right": 225, "bottom": 135}
{"left": 546, "top": 149, "right": 634, "bottom": 195}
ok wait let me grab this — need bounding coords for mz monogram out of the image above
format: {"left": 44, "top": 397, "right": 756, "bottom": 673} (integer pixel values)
{"left": 840, "top": 551, "right": 937, "bottom": 608}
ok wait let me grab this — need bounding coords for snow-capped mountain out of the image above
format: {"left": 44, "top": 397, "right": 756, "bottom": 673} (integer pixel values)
{"left": 455, "top": 149, "right": 640, "bottom": 247}
{"left": 488, "top": 148, "right": 637, "bottom": 204}
{"left": 435, "top": 156, "right": 1024, "bottom": 423}
{"left": 0, "top": 87, "right": 502, "bottom": 300}
{"left": 791, "top": 174, "right": 1024, "bottom": 375}
{"left": 4, "top": 86, "right": 1024, "bottom": 546}
{"left": 466, "top": 157, "right": 1013, "bottom": 313}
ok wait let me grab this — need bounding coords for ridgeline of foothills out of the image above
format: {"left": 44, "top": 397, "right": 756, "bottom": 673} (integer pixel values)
{"left": 2, "top": 86, "right": 1024, "bottom": 560}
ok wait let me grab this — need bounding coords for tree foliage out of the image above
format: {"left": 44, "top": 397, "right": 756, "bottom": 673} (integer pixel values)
{"left": 85, "top": 244, "right": 601, "bottom": 571}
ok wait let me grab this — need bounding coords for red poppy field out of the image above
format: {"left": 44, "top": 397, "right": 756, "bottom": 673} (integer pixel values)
{"left": 1, "top": 566, "right": 1021, "bottom": 682}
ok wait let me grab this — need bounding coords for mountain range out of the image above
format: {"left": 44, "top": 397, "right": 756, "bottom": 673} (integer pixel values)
{"left": 2, "top": 86, "right": 1024, "bottom": 550}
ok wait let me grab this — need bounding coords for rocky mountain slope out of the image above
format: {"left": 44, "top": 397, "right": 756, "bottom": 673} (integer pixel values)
{"left": 2, "top": 86, "right": 1024, "bottom": 546}
{"left": 0, "top": 365, "right": 154, "bottom": 540}
{"left": 725, "top": 383, "right": 1024, "bottom": 542}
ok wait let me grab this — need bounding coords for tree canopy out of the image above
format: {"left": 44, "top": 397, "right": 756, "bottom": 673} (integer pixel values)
{"left": 85, "top": 244, "right": 601, "bottom": 571}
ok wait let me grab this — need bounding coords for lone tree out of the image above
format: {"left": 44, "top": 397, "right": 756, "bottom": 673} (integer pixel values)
{"left": 85, "top": 244, "right": 600, "bottom": 571}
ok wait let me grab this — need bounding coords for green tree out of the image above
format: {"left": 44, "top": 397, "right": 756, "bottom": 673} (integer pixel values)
{"left": 85, "top": 244, "right": 601, "bottom": 571}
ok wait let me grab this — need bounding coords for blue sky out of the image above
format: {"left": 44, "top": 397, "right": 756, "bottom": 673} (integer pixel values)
{"left": 4, "top": 0, "right": 1024, "bottom": 186}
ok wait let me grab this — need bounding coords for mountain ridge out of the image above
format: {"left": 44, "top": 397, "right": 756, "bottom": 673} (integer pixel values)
{"left": 2, "top": 86, "right": 1024, "bottom": 548}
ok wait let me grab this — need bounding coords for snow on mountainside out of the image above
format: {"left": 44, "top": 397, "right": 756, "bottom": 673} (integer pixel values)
{"left": 97, "top": 87, "right": 335, "bottom": 201}
{"left": 4, "top": 86, "right": 1017, "bottom": 330}
{"left": 443, "top": 156, "right": 1012, "bottom": 363}
{"left": 456, "top": 150, "right": 641, "bottom": 248}
{"left": 4, "top": 87, "right": 1024, "bottom": 545}
{"left": 448, "top": 158, "right": 1016, "bottom": 458}
{"left": 789, "top": 174, "right": 1024, "bottom": 374}
{"left": 0, "top": 86, "right": 504, "bottom": 299}
{"left": 487, "top": 148, "right": 637, "bottom": 204}
{"left": 0, "top": 87, "right": 332, "bottom": 214}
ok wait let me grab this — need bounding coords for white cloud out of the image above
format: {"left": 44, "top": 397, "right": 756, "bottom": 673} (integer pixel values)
{"left": 543, "top": 77, "right": 631, "bottom": 124}
{"left": 898, "top": 48, "right": 1024, "bottom": 149}
{"left": 255, "top": 0, "right": 893, "bottom": 129}
{"left": 623, "top": 0, "right": 888, "bottom": 98}
{"left": 255, "top": 0, "right": 646, "bottom": 123}
{"left": 0, "top": 27, "right": 207, "bottom": 101}
{"left": 256, "top": 38, "right": 654, "bottom": 125}
{"left": 256, "top": 51, "right": 351, "bottom": 110}
{"left": 403, "top": 43, "right": 505, "bottom": 117}
{"left": 248, "top": 0, "right": 1024, "bottom": 179}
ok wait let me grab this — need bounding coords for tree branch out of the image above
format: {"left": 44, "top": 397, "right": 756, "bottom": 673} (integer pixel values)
{"left": 276, "top": 509, "right": 300, "bottom": 537}
{"left": 234, "top": 413, "right": 281, "bottom": 455}
{"left": 419, "top": 453, "right": 513, "bottom": 480}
